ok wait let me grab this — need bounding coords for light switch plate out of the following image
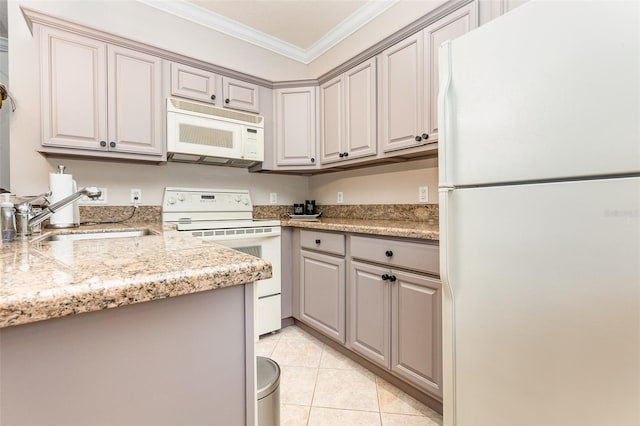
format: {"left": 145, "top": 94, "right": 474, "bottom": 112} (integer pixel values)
{"left": 337, "top": 192, "right": 344, "bottom": 204}
{"left": 270, "top": 193, "right": 277, "bottom": 204}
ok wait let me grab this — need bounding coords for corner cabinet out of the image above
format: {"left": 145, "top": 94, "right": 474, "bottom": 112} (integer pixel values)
{"left": 274, "top": 86, "right": 318, "bottom": 167}
{"left": 40, "top": 27, "right": 163, "bottom": 160}
{"left": 379, "top": 2, "right": 477, "bottom": 153}
{"left": 320, "top": 58, "right": 377, "bottom": 165}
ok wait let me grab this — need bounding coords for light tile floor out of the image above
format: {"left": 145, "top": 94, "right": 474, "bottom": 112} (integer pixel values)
{"left": 256, "top": 325, "right": 443, "bottom": 426}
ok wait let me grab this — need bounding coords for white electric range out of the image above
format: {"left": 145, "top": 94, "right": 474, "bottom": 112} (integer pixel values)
{"left": 162, "top": 187, "right": 281, "bottom": 336}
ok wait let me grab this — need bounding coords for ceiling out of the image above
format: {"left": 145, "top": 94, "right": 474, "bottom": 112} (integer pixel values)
{"left": 138, "top": 0, "right": 400, "bottom": 64}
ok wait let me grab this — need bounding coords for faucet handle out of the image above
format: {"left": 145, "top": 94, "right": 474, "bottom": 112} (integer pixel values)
{"left": 16, "top": 192, "right": 52, "bottom": 213}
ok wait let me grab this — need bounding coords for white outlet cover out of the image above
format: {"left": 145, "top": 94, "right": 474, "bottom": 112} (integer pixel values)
{"left": 270, "top": 192, "right": 277, "bottom": 204}
{"left": 337, "top": 192, "right": 344, "bottom": 204}
{"left": 130, "top": 188, "right": 142, "bottom": 204}
{"left": 418, "top": 186, "right": 428, "bottom": 203}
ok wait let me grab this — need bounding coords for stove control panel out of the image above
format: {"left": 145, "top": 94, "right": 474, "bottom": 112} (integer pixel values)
{"left": 162, "top": 188, "right": 254, "bottom": 222}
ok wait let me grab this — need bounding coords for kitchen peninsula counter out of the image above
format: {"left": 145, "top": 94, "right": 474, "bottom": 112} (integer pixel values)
{"left": 0, "top": 223, "right": 264, "bottom": 425}
{"left": 0, "top": 224, "right": 272, "bottom": 328}
{"left": 281, "top": 217, "right": 440, "bottom": 241}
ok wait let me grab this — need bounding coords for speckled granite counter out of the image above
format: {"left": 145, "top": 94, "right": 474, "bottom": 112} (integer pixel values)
{"left": 280, "top": 218, "right": 439, "bottom": 241}
{"left": 0, "top": 224, "right": 271, "bottom": 328}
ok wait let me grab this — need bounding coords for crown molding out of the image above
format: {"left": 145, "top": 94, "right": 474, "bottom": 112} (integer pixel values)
{"left": 136, "top": 0, "right": 400, "bottom": 64}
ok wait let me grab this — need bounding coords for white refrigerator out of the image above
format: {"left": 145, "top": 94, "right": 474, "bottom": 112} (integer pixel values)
{"left": 437, "top": 1, "right": 639, "bottom": 425}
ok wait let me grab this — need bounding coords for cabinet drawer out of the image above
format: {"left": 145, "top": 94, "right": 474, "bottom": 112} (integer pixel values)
{"left": 300, "top": 230, "right": 345, "bottom": 256}
{"left": 350, "top": 236, "right": 439, "bottom": 275}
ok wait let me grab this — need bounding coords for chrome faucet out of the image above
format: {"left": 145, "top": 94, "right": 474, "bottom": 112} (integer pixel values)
{"left": 15, "top": 192, "right": 51, "bottom": 237}
{"left": 17, "top": 187, "right": 102, "bottom": 237}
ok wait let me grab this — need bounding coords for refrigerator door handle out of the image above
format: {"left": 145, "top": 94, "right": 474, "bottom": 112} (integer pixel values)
{"left": 438, "top": 41, "right": 454, "bottom": 189}
{"left": 439, "top": 184, "right": 457, "bottom": 426}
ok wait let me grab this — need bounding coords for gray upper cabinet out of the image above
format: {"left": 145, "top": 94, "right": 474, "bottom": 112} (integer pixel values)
{"left": 275, "top": 86, "right": 318, "bottom": 167}
{"left": 320, "top": 57, "right": 377, "bottom": 165}
{"left": 40, "top": 27, "right": 163, "bottom": 159}
{"left": 391, "top": 270, "right": 442, "bottom": 398}
{"left": 222, "top": 76, "right": 260, "bottom": 113}
{"left": 300, "top": 249, "right": 346, "bottom": 344}
{"left": 423, "top": 3, "right": 478, "bottom": 142}
{"left": 379, "top": 2, "right": 477, "bottom": 154}
{"left": 379, "top": 32, "right": 424, "bottom": 154}
{"left": 107, "top": 45, "right": 163, "bottom": 156}
{"left": 170, "top": 62, "right": 218, "bottom": 105}
{"left": 40, "top": 27, "right": 107, "bottom": 152}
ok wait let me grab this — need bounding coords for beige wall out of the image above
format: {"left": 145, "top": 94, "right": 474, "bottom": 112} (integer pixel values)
{"left": 309, "top": 158, "right": 439, "bottom": 205}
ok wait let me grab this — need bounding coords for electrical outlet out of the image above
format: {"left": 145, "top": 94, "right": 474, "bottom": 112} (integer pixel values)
{"left": 337, "top": 191, "right": 344, "bottom": 204}
{"left": 418, "top": 186, "right": 429, "bottom": 203}
{"left": 269, "top": 192, "right": 278, "bottom": 204}
{"left": 79, "top": 187, "right": 108, "bottom": 205}
{"left": 130, "top": 188, "right": 142, "bottom": 204}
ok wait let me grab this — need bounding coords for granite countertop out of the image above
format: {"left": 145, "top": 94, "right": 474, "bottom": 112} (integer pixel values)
{"left": 280, "top": 217, "right": 440, "bottom": 241}
{"left": 0, "top": 224, "right": 271, "bottom": 329}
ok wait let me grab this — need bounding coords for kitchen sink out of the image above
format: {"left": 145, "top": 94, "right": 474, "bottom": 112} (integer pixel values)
{"left": 37, "top": 229, "right": 157, "bottom": 242}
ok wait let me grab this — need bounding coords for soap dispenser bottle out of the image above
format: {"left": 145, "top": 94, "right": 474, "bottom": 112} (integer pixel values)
{"left": 0, "top": 193, "right": 17, "bottom": 242}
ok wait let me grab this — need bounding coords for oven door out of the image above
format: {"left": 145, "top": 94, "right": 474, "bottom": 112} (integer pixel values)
{"left": 214, "top": 234, "right": 281, "bottom": 298}
{"left": 198, "top": 230, "right": 282, "bottom": 337}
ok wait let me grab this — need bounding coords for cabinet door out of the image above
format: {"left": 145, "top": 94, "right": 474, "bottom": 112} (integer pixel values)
{"left": 40, "top": 27, "right": 107, "bottom": 151}
{"left": 300, "top": 250, "right": 345, "bottom": 343}
{"left": 424, "top": 2, "right": 477, "bottom": 142}
{"left": 108, "top": 45, "right": 163, "bottom": 156}
{"left": 391, "top": 271, "right": 442, "bottom": 397}
{"left": 275, "top": 87, "right": 317, "bottom": 167}
{"left": 344, "top": 57, "right": 377, "bottom": 160}
{"left": 349, "top": 261, "right": 390, "bottom": 368}
{"left": 320, "top": 75, "right": 344, "bottom": 164}
{"left": 170, "top": 62, "right": 218, "bottom": 104}
{"left": 379, "top": 32, "right": 424, "bottom": 153}
{"left": 222, "top": 76, "right": 260, "bottom": 113}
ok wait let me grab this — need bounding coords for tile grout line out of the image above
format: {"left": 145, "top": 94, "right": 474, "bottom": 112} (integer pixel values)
{"left": 375, "top": 376, "right": 383, "bottom": 425}
{"left": 306, "top": 341, "right": 325, "bottom": 426}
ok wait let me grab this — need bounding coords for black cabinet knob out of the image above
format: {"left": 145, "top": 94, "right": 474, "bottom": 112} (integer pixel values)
{"left": 381, "top": 274, "right": 390, "bottom": 281}
{"left": 422, "top": 133, "right": 429, "bottom": 140}
{"left": 99, "top": 141, "right": 106, "bottom": 147}
{"left": 225, "top": 98, "right": 230, "bottom": 104}
{"left": 315, "top": 239, "right": 321, "bottom": 244}
{"left": 415, "top": 136, "right": 422, "bottom": 142}
{"left": 109, "top": 141, "right": 116, "bottom": 148}
{"left": 343, "top": 152, "right": 349, "bottom": 157}
{"left": 211, "top": 94, "right": 216, "bottom": 101}
{"left": 310, "top": 158, "right": 315, "bottom": 163}
{"left": 339, "top": 153, "right": 344, "bottom": 158}
{"left": 385, "top": 250, "right": 393, "bottom": 257}
{"left": 389, "top": 275, "right": 397, "bottom": 282}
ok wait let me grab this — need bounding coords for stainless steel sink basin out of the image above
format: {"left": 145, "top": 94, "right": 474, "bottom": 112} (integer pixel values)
{"left": 38, "top": 229, "right": 157, "bottom": 242}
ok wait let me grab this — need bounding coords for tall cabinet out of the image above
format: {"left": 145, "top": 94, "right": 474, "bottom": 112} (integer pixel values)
{"left": 379, "top": 2, "right": 477, "bottom": 153}
{"left": 40, "top": 27, "right": 163, "bottom": 159}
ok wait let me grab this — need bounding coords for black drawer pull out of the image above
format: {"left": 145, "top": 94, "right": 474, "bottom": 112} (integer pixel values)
{"left": 385, "top": 250, "right": 393, "bottom": 257}
{"left": 389, "top": 275, "right": 397, "bottom": 282}
{"left": 381, "top": 274, "right": 390, "bottom": 281}
{"left": 99, "top": 141, "right": 106, "bottom": 147}
{"left": 210, "top": 94, "right": 216, "bottom": 100}
{"left": 315, "top": 239, "right": 321, "bottom": 244}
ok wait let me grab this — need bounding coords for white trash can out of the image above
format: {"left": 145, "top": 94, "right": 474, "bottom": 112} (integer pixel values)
{"left": 257, "top": 356, "right": 280, "bottom": 426}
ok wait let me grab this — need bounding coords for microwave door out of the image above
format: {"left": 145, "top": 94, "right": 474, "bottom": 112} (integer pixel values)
{"left": 168, "top": 112, "right": 243, "bottom": 158}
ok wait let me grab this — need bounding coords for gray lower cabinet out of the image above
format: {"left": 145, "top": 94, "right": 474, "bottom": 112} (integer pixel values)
{"left": 300, "top": 249, "right": 346, "bottom": 344}
{"left": 391, "top": 270, "right": 442, "bottom": 398}
{"left": 349, "top": 261, "right": 390, "bottom": 368}
{"left": 349, "top": 260, "right": 442, "bottom": 398}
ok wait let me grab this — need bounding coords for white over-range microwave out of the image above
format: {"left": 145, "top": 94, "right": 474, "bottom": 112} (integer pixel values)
{"left": 166, "top": 98, "right": 264, "bottom": 167}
